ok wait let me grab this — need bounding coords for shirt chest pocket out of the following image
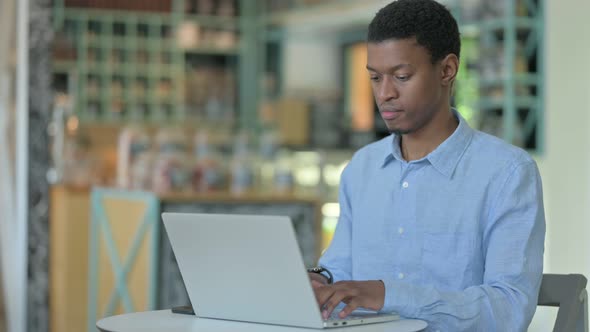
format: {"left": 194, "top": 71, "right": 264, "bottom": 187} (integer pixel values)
{"left": 421, "top": 231, "right": 477, "bottom": 288}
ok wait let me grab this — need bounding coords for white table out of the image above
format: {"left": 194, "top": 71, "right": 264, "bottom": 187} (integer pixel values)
{"left": 97, "top": 310, "right": 428, "bottom": 332}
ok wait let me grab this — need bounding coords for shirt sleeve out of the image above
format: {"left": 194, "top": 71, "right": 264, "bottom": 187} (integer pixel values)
{"left": 318, "top": 164, "right": 353, "bottom": 282}
{"left": 381, "top": 161, "right": 546, "bottom": 332}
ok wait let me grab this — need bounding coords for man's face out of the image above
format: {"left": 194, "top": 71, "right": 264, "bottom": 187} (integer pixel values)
{"left": 367, "top": 38, "right": 445, "bottom": 135}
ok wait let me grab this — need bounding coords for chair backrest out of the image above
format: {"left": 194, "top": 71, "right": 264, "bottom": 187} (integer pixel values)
{"left": 538, "top": 274, "right": 588, "bottom": 332}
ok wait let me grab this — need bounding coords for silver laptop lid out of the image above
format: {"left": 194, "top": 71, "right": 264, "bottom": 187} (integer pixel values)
{"left": 162, "top": 212, "right": 325, "bottom": 329}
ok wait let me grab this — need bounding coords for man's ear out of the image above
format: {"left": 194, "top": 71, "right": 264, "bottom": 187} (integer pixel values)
{"left": 440, "top": 54, "right": 459, "bottom": 87}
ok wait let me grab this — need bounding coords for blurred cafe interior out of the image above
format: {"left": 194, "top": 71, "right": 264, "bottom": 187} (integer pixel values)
{"left": 0, "top": 0, "right": 589, "bottom": 331}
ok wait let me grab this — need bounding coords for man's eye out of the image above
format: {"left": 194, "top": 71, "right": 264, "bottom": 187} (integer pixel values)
{"left": 397, "top": 75, "right": 409, "bottom": 81}
{"left": 370, "top": 76, "right": 380, "bottom": 82}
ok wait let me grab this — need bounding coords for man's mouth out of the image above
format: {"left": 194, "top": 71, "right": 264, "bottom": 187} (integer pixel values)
{"left": 381, "top": 109, "right": 402, "bottom": 120}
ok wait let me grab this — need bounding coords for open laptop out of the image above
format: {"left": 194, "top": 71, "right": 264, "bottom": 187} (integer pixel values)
{"left": 162, "top": 212, "right": 400, "bottom": 329}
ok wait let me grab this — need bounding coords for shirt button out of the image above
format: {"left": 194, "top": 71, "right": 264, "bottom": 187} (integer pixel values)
{"left": 402, "top": 181, "right": 409, "bottom": 188}
{"left": 398, "top": 227, "right": 404, "bottom": 234}
{"left": 398, "top": 273, "right": 404, "bottom": 279}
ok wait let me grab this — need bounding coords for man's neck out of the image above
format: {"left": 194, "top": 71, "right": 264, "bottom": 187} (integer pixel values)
{"left": 400, "top": 109, "right": 458, "bottom": 161}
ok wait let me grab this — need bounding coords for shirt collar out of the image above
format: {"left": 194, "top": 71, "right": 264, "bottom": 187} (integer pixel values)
{"left": 380, "top": 110, "right": 474, "bottom": 178}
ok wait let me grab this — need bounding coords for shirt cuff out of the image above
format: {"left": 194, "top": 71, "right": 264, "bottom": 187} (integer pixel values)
{"left": 380, "top": 278, "right": 413, "bottom": 315}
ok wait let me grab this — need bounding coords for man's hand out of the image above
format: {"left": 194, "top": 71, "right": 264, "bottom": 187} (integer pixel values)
{"left": 314, "top": 280, "right": 385, "bottom": 319}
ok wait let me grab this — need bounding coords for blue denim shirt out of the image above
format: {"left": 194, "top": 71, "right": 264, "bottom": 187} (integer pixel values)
{"left": 319, "top": 113, "right": 545, "bottom": 332}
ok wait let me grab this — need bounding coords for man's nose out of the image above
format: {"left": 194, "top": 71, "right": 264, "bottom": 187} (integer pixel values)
{"left": 377, "top": 77, "right": 399, "bottom": 103}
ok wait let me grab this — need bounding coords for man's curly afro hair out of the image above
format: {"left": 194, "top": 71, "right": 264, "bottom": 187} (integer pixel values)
{"left": 368, "top": 0, "right": 461, "bottom": 63}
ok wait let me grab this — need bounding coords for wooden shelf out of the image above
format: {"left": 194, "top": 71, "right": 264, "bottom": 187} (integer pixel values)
{"left": 54, "top": 185, "right": 321, "bottom": 205}
{"left": 159, "top": 190, "right": 320, "bottom": 204}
